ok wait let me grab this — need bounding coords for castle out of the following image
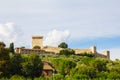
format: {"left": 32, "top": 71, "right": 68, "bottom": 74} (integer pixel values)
{"left": 15, "top": 36, "right": 110, "bottom": 59}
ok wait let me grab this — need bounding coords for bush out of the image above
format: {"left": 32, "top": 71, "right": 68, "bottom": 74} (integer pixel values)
{"left": 59, "top": 49, "right": 75, "bottom": 56}
{"left": 77, "top": 52, "right": 94, "bottom": 57}
{"left": 0, "top": 77, "right": 8, "bottom": 80}
{"left": 34, "top": 77, "right": 46, "bottom": 80}
{"left": 107, "top": 72, "right": 120, "bottom": 79}
{"left": 58, "top": 42, "right": 68, "bottom": 48}
{"left": 21, "top": 53, "right": 43, "bottom": 79}
{"left": 10, "top": 75, "right": 25, "bottom": 80}
{"left": 33, "top": 46, "right": 40, "bottom": 49}
{"left": 73, "top": 74, "right": 89, "bottom": 79}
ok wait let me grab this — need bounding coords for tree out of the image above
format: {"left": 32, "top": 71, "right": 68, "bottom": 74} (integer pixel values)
{"left": 33, "top": 46, "right": 40, "bottom": 49}
{"left": 20, "top": 46, "right": 25, "bottom": 49}
{"left": 90, "top": 58, "right": 108, "bottom": 72}
{"left": 59, "top": 49, "right": 75, "bottom": 56}
{"left": 58, "top": 42, "right": 68, "bottom": 48}
{"left": 0, "top": 42, "right": 6, "bottom": 48}
{"left": 9, "top": 43, "right": 14, "bottom": 54}
{"left": 0, "top": 42, "right": 10, "bottom": 78}
{"left": 10, "top": 54, "right": 22, "bottom": 75}
{"left": 51, "top": 58, "right": 76, "bottom": 77}
{"left": 21, "top": 53, "right": 43, "bottom": 80}
{"left": 107, "top": 59, "right": 120, "bottom": 74}
{"left": 70, "top": 64, "right": 96, "bottom": 79}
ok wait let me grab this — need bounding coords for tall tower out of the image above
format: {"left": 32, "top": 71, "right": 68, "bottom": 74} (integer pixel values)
{"left": 32, "top": 36, "right": 43, "bottom": 49}
{"left": 103, "top": 50, "right": 110, "bottom": 59}
{"left": 90, "top": 46, "right": 97, "bottom": 53}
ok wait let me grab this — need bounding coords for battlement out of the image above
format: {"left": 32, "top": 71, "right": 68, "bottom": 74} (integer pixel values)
{"left": 32, "top": 36, "right": 43, "bottom": 39}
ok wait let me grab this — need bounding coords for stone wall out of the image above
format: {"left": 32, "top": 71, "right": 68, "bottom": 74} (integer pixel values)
{"left": 15, "top": 48, "right": 45, "bottom": 54}
{"left": 15, "top": 36, "right": 110, "bottom": 59}
{"left": 42, "top": 46, "right": 62, "bottom": 54}
{"left": 15, "top": 46, "right": 110, "bottom": 59}
{"left": 73, "top": 48, "right": 91, "bottom": 54}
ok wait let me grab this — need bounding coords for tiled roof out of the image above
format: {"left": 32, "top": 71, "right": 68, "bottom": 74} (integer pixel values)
{"left": 43, "top": 62, "right": 53, "bottom": 70}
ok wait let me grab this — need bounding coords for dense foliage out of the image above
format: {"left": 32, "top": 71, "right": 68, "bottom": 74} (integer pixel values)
{"left": 0, "top": 42, "right": 120, "bottom": 80}
{"left": 58, "top": 42, "right": 68, "bottom": 48}
{"left": 21, "top": 53, "right": 43, "bottom": 80}
{"left": 9, "top": 43, "right": 15, "bottom": 54}
{"left": 0, "top": 44, "right": 10, "bottom": 78}
{"left": 33, "top": 46, "right": 41, "bottom": 49}
{"left": 59, "top": 49, "right": 75, "bottom": 56}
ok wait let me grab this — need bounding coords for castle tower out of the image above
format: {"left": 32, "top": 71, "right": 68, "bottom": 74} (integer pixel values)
{"left": 90, "top": 46, "right": 97, "bottom": 53}
{"left": 32, "top": 36, "right": 43, "bottom": 49}
{"left": 103, "top": 50, "right": 110, "bottom": 59}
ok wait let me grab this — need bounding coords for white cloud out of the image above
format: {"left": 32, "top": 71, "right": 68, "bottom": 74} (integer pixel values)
{"left": 110, "top": 48, "right": 120, "bottom": 60}
{"left": 0, "top": 22, "right": 22, "bottom": 46}
{"left": 43, "top": 29, "right": 70, "bottom": 46}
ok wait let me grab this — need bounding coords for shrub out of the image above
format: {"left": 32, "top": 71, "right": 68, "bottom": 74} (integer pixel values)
{"left": 10, "top": 75, "right": 25, "bottom": 80}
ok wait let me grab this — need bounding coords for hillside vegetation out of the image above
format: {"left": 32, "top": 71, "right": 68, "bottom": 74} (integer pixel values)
{"left": 0, "top": 42, "right": 120, "bottom": 80}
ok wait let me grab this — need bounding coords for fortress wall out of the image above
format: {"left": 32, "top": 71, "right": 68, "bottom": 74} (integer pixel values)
{"left": 43, "top": 46, "right": 62, "bottom": 54}
{"left": 15, "top": 47, "right": 110, "bottom": 59}
{"left": 95, "top": 53, "right": 108, "bottom": 58}
{"left": 15, "top": 46, "right": 110, "bottom": 59}
{"left": 14, "top": 36, "right": 110, "bottom": 59}
{"left": 102, "top": 51, "right": 110, "bottom": 59}
{"left": 73, "top": 49, "right": 92, "bottom": 54}
{"left": 72, "top": 46, "right": 97, "bottom": 54}
{"left": 42, "top": 46, "right": 92, "bottom": 54}
{"left": 15, "top": 48, "right": 46, "bottom": 54}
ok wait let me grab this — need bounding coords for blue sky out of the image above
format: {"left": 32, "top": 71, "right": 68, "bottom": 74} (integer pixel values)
{"left": 0, "top": 0, "right": 120, "bottom": 60}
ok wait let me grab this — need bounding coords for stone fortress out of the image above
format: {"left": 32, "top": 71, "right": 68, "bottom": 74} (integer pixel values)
{"left": 15, "top": 36, "right": 110, "bottom": 59}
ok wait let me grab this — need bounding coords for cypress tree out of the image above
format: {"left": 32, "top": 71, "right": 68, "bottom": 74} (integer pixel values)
{"left": 9, "top": 42, "right": 14, "bottom": 54}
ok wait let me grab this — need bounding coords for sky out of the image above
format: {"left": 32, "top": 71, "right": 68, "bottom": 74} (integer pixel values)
{"left": 0, "top": 0, "right": 120, "bottom": 60}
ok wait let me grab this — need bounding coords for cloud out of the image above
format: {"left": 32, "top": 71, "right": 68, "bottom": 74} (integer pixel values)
{"left": 43, "top": 29, "right": 70, "bottom": 46}
{"left": 109, "top": 48, "right": 120, "bottom": 60}
{"left": 0, "top": 22, "right": 22, "bottom": 45}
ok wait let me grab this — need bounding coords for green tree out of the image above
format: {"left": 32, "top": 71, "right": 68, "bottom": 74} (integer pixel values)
{"left": 107, "top": 72, "right": 120, "bottom": 79}
{"left": 96, "top": 72, "right": 108, "bottom": 79}
{"left": 0, "top": 42, "right": 10, "bottom": 78}
{"left": 59, "top": 49, "right": 75, "bottom": 56}
{"left": 10, "top": 54, "right": 22, "bottom": 75}
{"left": 0, "top": 42, "right": 6, "bottom": 48}
{"left": 70, "top": 64, "right": 96, "bottom": 79}
{"left": 90, "top": 58, "right": 108, "bottom": 72}
{"left": 20, "top": 46, "right": 25, "bottom": 49}
{"left": 9, "top": 43, "right": 14, "bottom": 54}
{"left": 33, "top": 46, "right": 40, "bottom": 49}
{"left": 10, "top": 75, "right": 25, "bottom": 80}
{"left": 59, "top": 49, "right": 69, "bottom": 56}
{"left": 106, "top": 59, "right": 120, "bottom": 75}
{"left": 68, "top": 49, "right": 75, "bottom": 55}
{"left": 58, "top": 42, "right": 68, "bottom": 48}
{"left": 72, "top": 74, "right": 89, "bottom": 79}
{"left": 21, "top": 53, "right": 43, "bottom": 80}
{"left": 51, "top": 58, "right": 76, "bottom": 77}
